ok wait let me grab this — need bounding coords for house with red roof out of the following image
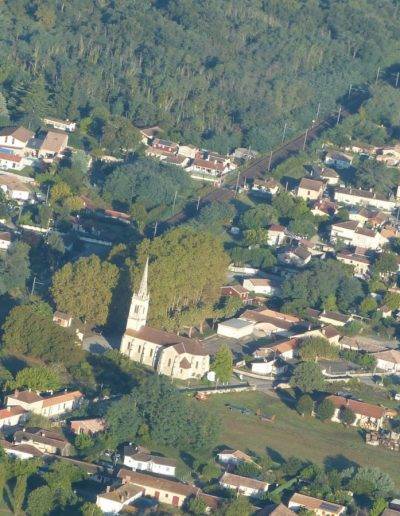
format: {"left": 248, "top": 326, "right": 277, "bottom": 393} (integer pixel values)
{"left": 6, "top": 389, "right": 84, "bottom": 418}
{"left": 326, "top": 395, "right": 388, "bottom": 430}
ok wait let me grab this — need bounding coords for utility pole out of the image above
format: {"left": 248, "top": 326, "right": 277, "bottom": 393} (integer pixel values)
{"left": 30, "top": 276, "right": 44, "bottom": 296}
{"left": 376, "top": 66, "right": 381, "bottom": 83}
{"left": 281, "top": 123, "right": 287, "bottom": 144}
{"left": 45, "top": 185, "right": 50, "bottom": 204}
{"left": 396, "top": 72, "right": 400, "bottom": 88}
{"left": 153, "top": 221, "right": 158, "bottom": 238}
{"left": 171, "top": 190, "right": 178, "bottom": 214}
{"left": 267, "top": 151, "right": 273, "bottom": 172}
{"left": 348, "top": 84, "right": 352, "bottom": 97}
{"left": 196, "top": 196, "right": 201, "bottom": 212}
{"left": 303, "top": 128, "right": 309, "bottom": 150}
{"left": 315, "top": 102, "right": 321, "bottom": 122}
{"left": 234, "top": 169, "right": 240, "bottom": 197}
{"left": 336, "top": 106, "right": 342, "bottom": 125}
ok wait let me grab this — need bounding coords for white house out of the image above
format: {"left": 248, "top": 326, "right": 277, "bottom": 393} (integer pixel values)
{"left": 336, "top": 251, "right": 371, "bottom": 277}
{"left": 0, "top": 439, "right": 43, "bottom": 460}
{"left": 43, "top": 117, "right": 76, "bottom": 132}
{"left": 253, "top": 338, "right": 299, "bottom": 361}
{"left": 320, "top": 168, "right": 339, "bottom": 185}
{"left": 0, "top": 231, "right": 12, "bottom": 250}
{"left": 374, "top": 350, "right": 400, "bottom": 374}
{"left": 267, "top": 224, "right": 287, "bottom": 246}
{"left": 327, "top": 395, "right": 387, "bottom": 431}
{"left": 220, "top": 472, "right": 269, "bottom": 498}
{"left": 217, "top": 449, "right": 258, "bottom": 467}
{"left": 0, "top": 152, "right": 27, "bottom": 171}
{"left": 242, "top": 277, "right": 279, "bottom": 296}
{"left": 297, "top": 177, "right": 325, "bottom": 201}
{"left": 217, "top": 318, "right": 255, "bottom": 339}
{"left": 0, "top": 127, "right": 34, "bottom": 150}
{"left": 325, "top": 151, "right": 353, "bottom": 169}
{"left": 177, "top": 144, "right": 199, "bottom": 159}
{"left": 289, "top": 493, "right": 346, "bottom": 516}
{"left": 123, "top": 447, "right": 177, "bottom": 477}
{"left": 38, "top": 131, "right": 69, "bottom": 161}
{"left": 251, "top": 178, "right": 280, "bottom": 196}
{"left": 0, "top": 175, "right": 31, "bottom": 201}
{"left": 96, "top": 483, "right": 144, "bottom": 515}
{"left": 334, "top": 187, "right": 396, "bottom": 212}
{"left": 330, "top": 221, "right": 387, "bottom": 250}
{"left": 6, "top": 390, "right": 84, "bottom": 418}
{"left": 0, "top": 406, "right": 28, "bottom": 429}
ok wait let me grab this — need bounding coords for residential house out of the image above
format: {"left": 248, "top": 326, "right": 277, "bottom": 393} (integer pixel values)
{"left": 162, "top": 155, "right": 189, "bottom": 167}
{"left": 220, "top": 472, "right": 269, "bottom": 498}
{"left": 279, "top": 245, "right": 312, "bottom": 267}
{"left": 0, "top": 439, "right": 44, "bottom": 460}
{"left": 217, "top": 318, "right": 255, "bottom": 339}
{"left": 297, "top": 178, "right": 325, "bottom": 201}
{"left": 96, "top": 483, "right": 144, "bottom": 515}
{"left": 251, "top": 178, "right": 280, "bottom": 197}
{"left": 377, "top": 305, "right": 393, "bottom": 319}
{"left": 326, "top": 395, "right": 387, "bottom": 430}
{"left": 233, "top": 148, "right": 258, "bottom": 160}
{"left": 118, "top": 468, "right": 222, "bottom": 510}
{"left": 321, "top": 325, "right": 341, "bottom": 345}
{"left": 336, "top": 250, "right": 371, "bottom": 277}
{"left": 253, "top": 338, "right": 299, "bottom": 360}
{"left": 43, "top": 117, "right": 76, "bottom": 132}
{"left": 177, "top": 144, "right": 199, "bottom": 159}
{"left": 331, "top": 221, "right": 387, "bottom": 250}
{"left": 334, "top": 187, "right": 396, "bottom": 212}
{"left": 70, "top": 418, "right": 106, "bottom": 436}
{"left": 145, "top": 146, "right": 175, "bottom": 160}
{"left": 38, "top": 130, "right": 68, "bottom": 161}
{"left": 0, "top": 152, "right": 27, "bottom": 171}
{"left": 349, "top": 208, "right": 387, "bottom": 227}
{"left": 52, "top": 311, "right": 73, "bottom": 328}
{"left": 0, "top": 126, "right": 34, "bottom": 152}
{"left": 120, "top": 261, "right": 210, "bottom": 380}
{"left": 123, "top": 446, "right": 177, "bottom": 477}
{"left": 243, "top": 277, "right": 281, "bottom": 296}
{"left": 152, "top": 138, "right": 179, "bottom": 154}
{"left": 13, "top": 427, "right": 72, "bottom": 456}
{"left": 0, "top": 174, "right": 31, "bottom": 201}
{"left": 330, "top": 220, "right": 359, "bottom": 244}
{"left": 311, "top": 199, "right": 337, "bottom": 217}
{"left": 0, "top": 231, "right": 12, "bottom": 250}
{"left": 241, "top": 309, "right": 303, "bottom": 336}
{"left": 376, "top": 146, "right": 400, "bottom": 167}
{"left": 262, "top": 503, "right": 297, "bottom": 516}
{"left": 251, "top": 357, "right": 287, "bottom": 376}
{"left": 289, "top": 493, "right": 346, "bottom": 516}
{"left": 373, "top": 350, "right": 400, "bottom": 373}
{"left": 320, "top": 167, "right": 339, "bottom": 185}
{"left": 138, "top": 126, "right": 161, "bottom": 145}
{"left": 267, "top": 224, "right": 287, "bottom": 246}
{"left": 7, "top": 389, "right": 84, "bottom": 417}
{"left": 220, "top": 285, "right": 250, "bottom": 303}
{"left": 0, "top": 406, "right": 28, "bottom": 429}
{"left": 325, "top": 151, "right": 353, "bottom": 169}
{"left": 187, "top": 158, "right": 227, "bottom": 180}
{"left": 318, "top": 311, "right": 352, "bottom": 327}
{"left": 217, "top": 449, "right": 258, "bottom": 467}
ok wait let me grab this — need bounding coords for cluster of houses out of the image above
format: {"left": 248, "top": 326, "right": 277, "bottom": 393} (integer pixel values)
{"left": 140, "top": 127, "right": 237, "bottom": 184}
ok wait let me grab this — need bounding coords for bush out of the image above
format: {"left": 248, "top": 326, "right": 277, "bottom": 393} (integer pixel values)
{"left": 315, "top": 399, "right": 335, "bottom": 421}
{"left": 296, "top": 394, "right": 314, "bottom": 416}
{"left": 339, "top": 406, "right": 356, "bottom": 426}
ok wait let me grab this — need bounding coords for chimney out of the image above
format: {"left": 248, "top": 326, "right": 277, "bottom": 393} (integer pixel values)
{"left": 106, "top": 486, "right": 111, "bottom": 493}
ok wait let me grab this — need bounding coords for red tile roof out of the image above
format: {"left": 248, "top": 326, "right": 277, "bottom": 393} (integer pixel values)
{"left": 326, "top": 395, "right": 386, "bottom": 419}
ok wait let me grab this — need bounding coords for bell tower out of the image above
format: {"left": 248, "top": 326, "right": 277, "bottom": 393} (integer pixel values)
{"left": 126, "top": 258, "right": 149, "bottom": 332}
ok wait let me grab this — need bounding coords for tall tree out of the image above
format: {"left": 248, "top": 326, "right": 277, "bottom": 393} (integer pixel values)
{"left": 51, "top": 255, "right": 118, "bottom": 325}
{"left": 211, "top": 344, "right": 233, "bottom": 383}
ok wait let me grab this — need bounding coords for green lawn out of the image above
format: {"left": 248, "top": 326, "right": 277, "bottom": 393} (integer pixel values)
{"left": 204, "top": 391, "right": 400, "bottom": 486}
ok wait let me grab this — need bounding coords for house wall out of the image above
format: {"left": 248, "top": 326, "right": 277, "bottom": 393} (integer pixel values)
{"left": 334, "top": 191, "right": 396, "bottom": 211}
{"left": 376, "top": 358, "right": 400, "bottom": 373}
{"left": 137, "top": 484, "right": 185, "bottom": 507}
{"left": 0, "top": 238, "right": 11, "bottom": 250}
{"left": 0, "top": 413, "right": 27, "bottom": 428}
{"left": 217, "top": 322, "right": 254, "bottom": 339}
{"left": 123, "top": 456, "right": 176, "bottom": 477}
{"left": 41, "top": 398, "right": 80, "bottom": 417}
{"left": 331, "top": 408, "right": 383, "bottom": 430}
{"left": 220, "top": 482, "right": 264, "bottom": 497}
{"left": 0, "top": 136, "right": 25, "bottom": 148}
{"left": 120, "top": 335, "right": 161, "bottom": 368}
{"left": 157, "top": 348, "right": 209, "bottom": 380}
{"left": 297, "top": 187, "right": 322, "bottom": 201}
{"left": 0, "top": 158, "right": 24, "bottom": 171}
{"left": 267, "top": 232, "right": 285, "bottom": 246}
{"left": 96, "top": 496, "right": 124, "bottom": 514}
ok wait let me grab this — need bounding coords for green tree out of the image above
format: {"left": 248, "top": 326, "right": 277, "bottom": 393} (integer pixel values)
{"left": 370, "top": 497, "right": 388, "bottom": 516}
{"left": 350, "top": 467, "right": 394, "bottom": 499}
{"left": 373, "top": 252, "right": 398, "bottom": 279}
{"left": 211, "top": 344, "right": 233, "bottom": 383}
{"left": 291, "top": 362, "right": 325, "bottom": 393}
{"left": 243, "top": 228, "right": 269, "bottom": 246}
{"left": 0, "top": 91, "right": 9, "bottom": 124}
{"left": 9, "top": 366, "right": 62, "bottom": 392}
{"left": 194, "top": 202, "right": 235, "bottom": 234}
{"left": 105, "top": 394, "right": 141, "bottom": 446}
{"left": 200, "top": 462, "right": 221, "bottom": 482}
{"left": 339, "top": 407, "right": 356, "bottom": 426}
{"left": 0, "top": 242, "right": 30, "bottom": 296}
{"left": 27, "top": 486, "right": 54, "bottom": 516}
{"left": 2, "top": 300, "right": 83, "bottom": 367}
{"left": 80, "top": 502, "right": 103, "bottom": 516}
{"left": 297, "top": 394, "right": 314, "bottom": 416}
{"left": 130, "top": 203, "right": 148, "bottom": 233}
{"left": 315, "top": 399, "right": 335, "bottom": 422}
{"left": 360, "top": 296, "right": 378, "bottom": 317}
{"left": 187, "top": 496, "right": 207, "bottom": 515}
{"left": 224, "top": 496, "right": 252, "bottom": 516}
{"left": 51, "top": 255, "right": 118, "bottom": 325}
{"left": 12, "top": 474, "right": 27, "bottom": 516}
{"left": 43, "top": 462, "right": 87, "bottom": 508}
{"left": 75, "top": 433, "right": 94, "bottom": 454}
{"left": 240, "top": 205, "right": 278, "bottom": 229}
{"left": 299, "top": 337, "right": 338, "bottom": 362}
{"left": 136, "top": 227, "right": 229, "bottom": 330}
{"left": 383, "top": 292, "right": 400, "bottom": 310}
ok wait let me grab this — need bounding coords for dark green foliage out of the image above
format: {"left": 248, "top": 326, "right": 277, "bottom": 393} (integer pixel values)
{"left": 291, "top": 362, "right": 325, "bottom": 393}
{"left": 105, "top": 394, "right": 141, "bottom": 445}
{"left": 1, "top": 300, "right": 84, "bottom": 367}
{"left": 341, "top": 350, "right": 377, "bottom": 370}
{"left": 240, "top": 205, "right": 278, "bottom": 230}
{"left": 103, "top": 158, "right": 195, "bottom": 211}
{"left": 339, "top": 407, "right": 356, "bottom": 426}
{"left": 350, "top": 467, "right": 394, "bottom": 499}
{"left": 297, "top": 394, "right": 314, "bottom": 416}
{"left": 0, "top": 242, "right": 30, "bottom": 297}
{"left": 315, "top": 399, "right": 335, "bottom": 421}
{"left": 353, "top": 159, "right": 399, "bottom": 197}
{"left": 229, "top": 245, "right": 276, "bottom": 270}
{"left": 193, "top": 202, "right": 235, "bottom": 234}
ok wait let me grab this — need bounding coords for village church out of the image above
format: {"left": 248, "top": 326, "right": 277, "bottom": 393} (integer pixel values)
{"left": 120, "top": 259, "right": 210, "bottom": 380}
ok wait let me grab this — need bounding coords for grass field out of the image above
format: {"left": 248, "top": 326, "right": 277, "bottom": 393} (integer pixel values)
{"left": 203, "top": 391, "right": 400, "bottom": 486}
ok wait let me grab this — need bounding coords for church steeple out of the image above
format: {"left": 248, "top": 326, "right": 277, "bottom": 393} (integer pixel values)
{"left": 126, "top": 258, "right": 150, "bottom": 332}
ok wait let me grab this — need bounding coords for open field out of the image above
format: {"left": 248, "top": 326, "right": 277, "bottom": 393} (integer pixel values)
{"left": 203, "top": 391, "right": 400, "bottom": 486}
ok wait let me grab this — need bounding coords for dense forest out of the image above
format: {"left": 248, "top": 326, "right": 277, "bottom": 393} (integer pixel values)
{"left": 0, "top": 0, "right": 400, "bottom": 152}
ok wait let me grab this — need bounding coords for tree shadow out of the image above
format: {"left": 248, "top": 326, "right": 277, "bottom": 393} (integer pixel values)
{"left": 266, "top": 446, "right": 285, "bottom": 465}
{"left": 1, "top": 355, "right": 28, "bottom": 375}
{"left": 323, "top": 454, "right": 359, "bottom": 472}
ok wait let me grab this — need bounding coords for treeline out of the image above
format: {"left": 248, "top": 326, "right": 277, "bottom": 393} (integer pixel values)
{"left": 0, "top": 1, "right": 399, "bottom": 151}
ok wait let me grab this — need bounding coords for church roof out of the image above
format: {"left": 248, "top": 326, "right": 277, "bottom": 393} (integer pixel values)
{"left": 125, "top": 326, "right": 208, "bottom": 355}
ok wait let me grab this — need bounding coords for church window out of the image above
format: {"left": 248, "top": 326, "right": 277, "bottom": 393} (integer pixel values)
{"left": 150, "top": 348, "right": 153, "bottom": 357}
{"left": 195, "top": 361, "right": 199, "bottom": 369}
{"left": 168, "top": 359, "right": 171, "bottom": 367}
{"left": 134, "top": 305, "right": 139, "bottom": 314}
{"left": 138, "top": 345, "right": 141, "bottom": 353}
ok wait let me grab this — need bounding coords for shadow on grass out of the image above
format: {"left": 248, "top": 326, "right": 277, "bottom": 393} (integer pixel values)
{"left": 323, "top": 454, "right": 359, "bottom": 472}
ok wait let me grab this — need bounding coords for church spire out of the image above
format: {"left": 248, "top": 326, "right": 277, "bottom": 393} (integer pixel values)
{"left": 137, "top": 257, "right": 149, "bottom": 298}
